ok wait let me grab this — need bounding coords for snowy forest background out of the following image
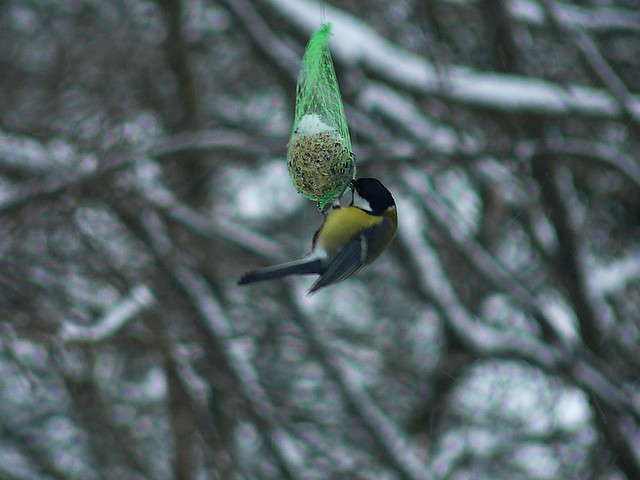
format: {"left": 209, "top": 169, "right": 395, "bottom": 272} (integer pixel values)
{"left": 1, "top": 0, "right": 640, "bottom": 479}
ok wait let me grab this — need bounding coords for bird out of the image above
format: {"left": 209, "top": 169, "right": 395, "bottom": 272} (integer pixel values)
{"left": 238, "top": 177, "right": 397, "bottom": 294}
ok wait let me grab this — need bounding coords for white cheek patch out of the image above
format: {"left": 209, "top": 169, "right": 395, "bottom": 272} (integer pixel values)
{"left": 352, "top": 192, "right": 372, "bottom": 212}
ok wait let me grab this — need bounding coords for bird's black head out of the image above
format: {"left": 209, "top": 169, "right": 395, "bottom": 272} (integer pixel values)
{"left": 350, "top": 178, "right": 395, "bottom": 215}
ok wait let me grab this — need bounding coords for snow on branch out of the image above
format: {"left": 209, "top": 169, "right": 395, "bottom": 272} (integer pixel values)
{"left": 60, "top": 285, "right": 155, "bottom": 342}
{"left": 357, "top": 82, "right": 465, "bottom": 155}
{"left": 134, "top": 157, "right": 287, "bottom": 260}
{"left": 264, "top": 0, "right": 640, "bottom": 118}
{"left": 590, "top": 253, "right": 640, "bottom": 296}
{"left": 0, "top": 130, "right": 51, "bottom": 173}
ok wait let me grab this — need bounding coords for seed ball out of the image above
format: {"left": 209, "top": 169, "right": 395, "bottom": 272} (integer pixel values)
{"left": 287, "top": 114, "right": 352, "bottom": 200}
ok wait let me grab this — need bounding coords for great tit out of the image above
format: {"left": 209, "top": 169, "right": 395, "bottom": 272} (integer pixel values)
{"left": 238, "top": 178, "right": 397, "bottom": 294}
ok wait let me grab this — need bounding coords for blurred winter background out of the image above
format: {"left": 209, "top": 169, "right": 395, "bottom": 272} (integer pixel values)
{"left": 1, "top": 0, "right": 639, "bottom": 479}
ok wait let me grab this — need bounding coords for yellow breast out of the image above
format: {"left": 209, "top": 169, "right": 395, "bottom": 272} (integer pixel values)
{"left": 316, "top": 206, "right": 395, "bottom": 256}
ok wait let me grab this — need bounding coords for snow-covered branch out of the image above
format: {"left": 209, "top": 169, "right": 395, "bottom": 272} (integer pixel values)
{"left": 397, "top": 174, "right": 560, "bottom": 367}
{"left": 60, "top": 285, "right": 155, "bottom": 342}
{"left": 138, "top": 209, "right": 307, "bottom": 480}
{"left": 134, "top": 156, "right": 287, "bottom": 259}
{"left": 264, "top": 0, "right": 640, "bottom": 118}
{"left": 0, "top": 129, "right": 280, "bottom": 215}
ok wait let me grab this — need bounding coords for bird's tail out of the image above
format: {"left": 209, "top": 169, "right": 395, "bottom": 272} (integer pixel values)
{"left": 238, "top": 257, "right": 324, "bottom": 285}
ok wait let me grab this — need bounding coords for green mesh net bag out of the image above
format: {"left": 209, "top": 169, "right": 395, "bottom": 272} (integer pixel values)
{"left": 287, "top": 23, "right": 355, "bottom": 210}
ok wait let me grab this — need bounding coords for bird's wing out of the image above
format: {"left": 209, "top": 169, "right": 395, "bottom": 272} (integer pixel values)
{"left": 308, "top": 235, "right": 363, "bottom": 293}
